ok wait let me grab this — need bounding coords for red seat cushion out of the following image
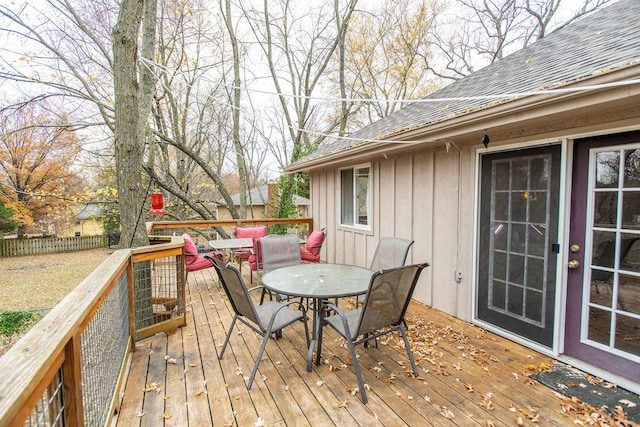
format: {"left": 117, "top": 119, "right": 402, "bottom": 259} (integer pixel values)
{"left": 235, "top": 226, "right": 267, "bottom": 239}
{"left": 185, "top": 255, "right": 212, "bottom": 272}
{"left": 305, "top": 230, "right": 325, "bottom": 256}
{"left": 182, "top": 233, "right": 199, "bottom": 264}
{"left": 234, "top": 227, "right": 266, "bottom": 262}
{"left": 300, "top": 246, "right": 320, "bottom": 263}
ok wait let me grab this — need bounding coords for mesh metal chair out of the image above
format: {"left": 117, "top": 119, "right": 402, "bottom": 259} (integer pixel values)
{"left": 323, "top": 263, "right": 429, "bottom": 403}
{"left": 259, "top": 234, "right": 302, "bottom": 302}
{"left": 206, "top": 256, "right": 309, "bottom": 389}
{"left": 369, "top": 237, "right": 414, "bottom": 271}
{"left": 357, "top": 237, "right": 415, "bottom": 307}
{"left": 261, "top": 234, "right": 302, "bottom": 272}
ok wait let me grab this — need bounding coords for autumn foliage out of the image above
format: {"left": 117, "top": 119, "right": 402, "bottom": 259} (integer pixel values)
{"left": 0, "top": 103, "right": 85, "bottom": 236}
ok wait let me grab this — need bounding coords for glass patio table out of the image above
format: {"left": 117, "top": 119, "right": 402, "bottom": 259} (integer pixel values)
{"left": 261, "top": 263, "right": 373, "bottom": 371}
{"left": 208, "top": 237, "right": 254, "bottom": 250}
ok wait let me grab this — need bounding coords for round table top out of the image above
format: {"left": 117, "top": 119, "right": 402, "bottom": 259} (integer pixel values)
{"left": 261, "top": 263, "right": 373, "bottom": 298}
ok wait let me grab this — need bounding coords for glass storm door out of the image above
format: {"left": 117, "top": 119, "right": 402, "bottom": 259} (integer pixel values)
{"left": 477, "top": 145, "right": 561, "bottom": 348}
{"left": 565, "top": 132, "right": 640, "bottom": 383}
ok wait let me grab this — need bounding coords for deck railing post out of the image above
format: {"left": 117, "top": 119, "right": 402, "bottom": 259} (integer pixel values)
{"left": 62, "top": 334, "right": 84, "bottom": 426}
{"left": 127, "top": 259, "right": 137, "bottom": 349}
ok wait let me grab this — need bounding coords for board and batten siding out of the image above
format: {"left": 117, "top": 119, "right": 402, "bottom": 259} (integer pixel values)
{"left": 308, "top": 147, "right": 474, "bottom": 321}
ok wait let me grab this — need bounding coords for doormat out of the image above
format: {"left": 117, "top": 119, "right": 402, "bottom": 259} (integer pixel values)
{"left": 531, "top": 362, "right": 640, "bottom": 423}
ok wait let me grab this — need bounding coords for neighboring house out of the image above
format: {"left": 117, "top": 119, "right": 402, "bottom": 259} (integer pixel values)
{"left": 58, "top": 203, "right": 104, "bottom": 237}
{"left": 216, "top": 184, "right": 310, "bottom": 220}
{"left": 288, "top": 0, "right": 640, "bottom": 393}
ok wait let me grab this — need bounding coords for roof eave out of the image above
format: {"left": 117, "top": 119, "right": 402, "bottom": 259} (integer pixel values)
{"left": 287, "top": 65, "right": 640, "bottom": 173}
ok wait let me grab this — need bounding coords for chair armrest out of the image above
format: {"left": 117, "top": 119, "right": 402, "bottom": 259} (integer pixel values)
{"left": 247, "top": 285, "right": 266, "bottom": 294}
{"left": 323, "top": 302, "right": 353, "bottom": 338}
{"left": 282, "top": 299, "right": 308, "bottom": 313}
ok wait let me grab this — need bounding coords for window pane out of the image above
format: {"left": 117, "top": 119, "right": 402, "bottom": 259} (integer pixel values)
{"left": 623, "top": 149, "right": 640, "bottom": 188}
{"left": 341, "top": 169, "right": 354, "bottom": 224}
{"left": 622, "top": 191, "right": 640, "bottom": 227}
{"left": 594, "top": 191, "right": 617, "bottom": 228}
{"left": 595, "top": 151, "right": 619, "bottom": 188}
{"left": 355, "top": 167, "right": 369, "bottom": 225}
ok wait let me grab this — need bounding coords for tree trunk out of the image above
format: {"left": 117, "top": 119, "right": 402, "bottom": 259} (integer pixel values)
{"left": 223, "top": 0, "right": 249, "bottom": 219}
{"left": 112, "top": 0, "right": 149, "bottom": 248}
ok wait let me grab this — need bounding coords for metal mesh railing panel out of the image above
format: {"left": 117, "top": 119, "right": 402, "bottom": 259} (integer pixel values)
{"left": 23, "top": 369, "right": 65, "bottom": 426}
{"left": 134, "top": 254, "right": 184, "bottom": 329}
{"left": 80, "top": 272, "right": 130, "bottom": 426}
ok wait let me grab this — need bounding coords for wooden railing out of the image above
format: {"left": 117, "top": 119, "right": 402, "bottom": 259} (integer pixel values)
{"left": 0, "top": 218, "right": 313, "bottom": 426}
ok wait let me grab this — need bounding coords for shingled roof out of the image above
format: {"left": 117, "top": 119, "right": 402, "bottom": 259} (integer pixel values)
{"left": 292, "top": 0, "right": 640, "bottom": 167}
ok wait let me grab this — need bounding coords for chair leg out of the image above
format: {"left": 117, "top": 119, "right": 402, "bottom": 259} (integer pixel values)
{"left": 346, "top": 337, "right": 368, "bottom": 404}
{"left": 301, "top": 314, "right": 310, "bottom": 348}
{"left": 398, "top": 324, "right": 419, "bottom": 377}
{"left": 247, "top": 331, "right": 271, "bottom": 389}
{"left": 219, "top": 316, "right": 237, "bottom": 359}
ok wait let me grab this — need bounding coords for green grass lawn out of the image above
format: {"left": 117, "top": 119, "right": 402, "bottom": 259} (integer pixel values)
{"left": 0, "top": 248, "right": 112, "bottom": 355}
{"left": 0, "top": 248, "right": 112, "bottom": 312}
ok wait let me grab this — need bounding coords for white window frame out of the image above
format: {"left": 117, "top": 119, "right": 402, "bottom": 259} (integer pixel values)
{"left": 339, "top": 164, "right": 372, "bottom": 230}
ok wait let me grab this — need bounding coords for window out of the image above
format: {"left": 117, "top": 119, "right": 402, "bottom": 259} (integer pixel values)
{"left": 340, "top": 165, "right": 371, "bottom": 227}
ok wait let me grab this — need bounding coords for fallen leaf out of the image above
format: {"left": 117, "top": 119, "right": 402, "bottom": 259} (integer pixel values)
{"left": 619, "top": 399, "right": 636, "bottom": 407}
{"left": 440, "top": 407, "right": 455, "bottom": 419}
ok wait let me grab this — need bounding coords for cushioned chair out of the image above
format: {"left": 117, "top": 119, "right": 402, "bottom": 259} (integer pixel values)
{"left": 247, "top": 237, "right": 263, "bottom": 282}
{"left": 182, "top": 233, "right": 223, "bottom": 275}
{"left": 233, "top": 226, "right": 267, "bottom": 271}
{"left": 300, "top": 228, "right": 326, "bottom": 263}
{"left": 322, "top": 263, "right": 429, "bottom": 403}
{"left": 208, "top": 256, "right": 309, "bottom": 389}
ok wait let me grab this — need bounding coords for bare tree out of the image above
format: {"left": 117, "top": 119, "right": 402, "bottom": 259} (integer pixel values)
{"left": 426, "top": 0, "right": 614, "bottom": 80}
{"left": 112, "top": 0, "right": 156, "bottom": 247}
{"left": 339, "top": 0, "right": 441, "bottom": 126}
{"left": 0, "top": 0, "right": 116, "bottom": 129}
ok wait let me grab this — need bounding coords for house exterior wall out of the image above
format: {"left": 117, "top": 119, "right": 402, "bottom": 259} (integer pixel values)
{"left": 217, "top": 206, "right": 267, "bottom": 220}
{"left": 310, "top": 148, "right": 478, "bottom": 321}
{"left": 57, "top": 218, "right": 104, "bottom": 237}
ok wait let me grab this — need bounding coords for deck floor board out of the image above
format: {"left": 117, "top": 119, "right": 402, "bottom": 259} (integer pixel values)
{"left": 114, "top": 266, "right": 598, "bottom": 426}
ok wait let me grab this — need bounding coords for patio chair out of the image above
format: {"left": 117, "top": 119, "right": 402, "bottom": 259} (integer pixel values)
{"left": 369, "top": 237, "right": 414, "bottom": 271}
{"left": 207, "top": 256, "right": 309, "bottom": 390}
{"left": 258, "top": 234, "right": 302, "bottom": 303}
{"left": 300, "top": 228, "right": 326, "bottom": 263}
{"left": 356, "top": 237, "right": 415, "bottom": 306}
{"left": 322, "top": 262, "right": 429, "bottom": 403}
{"left": 182, "top": 233, "right": 223, "bottom": 277}
{"left": 232, "top": 225, "right": 267, "bottom": 272}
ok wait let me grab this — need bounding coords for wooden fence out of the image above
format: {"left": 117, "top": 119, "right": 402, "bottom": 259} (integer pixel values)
{"left": 0, "top": 235, "right": 106, "bottom": 257}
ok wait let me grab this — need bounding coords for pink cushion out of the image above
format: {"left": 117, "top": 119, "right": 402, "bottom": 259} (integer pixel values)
{"left": 186, "top": 255, "right": 212, "bottom": 272}
{"left": 248, "top": 237, "right": 262, "bottom": 271}
{"left": 305, "top": 230, "right": 325, "bottom": 256}
{"left": 235, "top": 226, "right": 267, "bottom": 239}
{"left": 300, "top": 246, "right": 320, "bottom": 263}
{"left": 182, "top": 233, "right": 199, "bottom": 263}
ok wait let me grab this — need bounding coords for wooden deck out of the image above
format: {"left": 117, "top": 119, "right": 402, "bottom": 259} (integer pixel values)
{"left": 113, "top": 267, "right": 607, "bottom": 426}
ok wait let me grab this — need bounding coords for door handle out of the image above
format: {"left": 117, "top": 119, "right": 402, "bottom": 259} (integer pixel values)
{"left": 568, "top": 260, "right": 580, "bottom": 269}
